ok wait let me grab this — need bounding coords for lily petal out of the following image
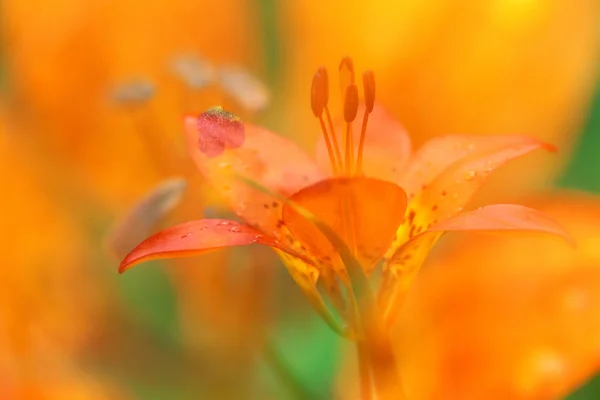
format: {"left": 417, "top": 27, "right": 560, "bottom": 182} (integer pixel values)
{"left": 429, "top": 204, "right": 574, "bottom": 243}
{"left": 119, "top": 219, "right": 294, "bottom": 273}
{"left": 380, "top": 204, "right": 572, "bottom": 327}
{"left": 392, "top": 193, "right": 600, "bottom": 400}
{"left": 185, "top": 110, "right": 324, "bottom": 239}
{"left": 398, "top": 135, "right": 553, "bottom": 242}
{"left": 282, "top": 177, "right": 407, "bottom": 273}
{"left": 315, "top": 103, "right": 412, "bottom": 182}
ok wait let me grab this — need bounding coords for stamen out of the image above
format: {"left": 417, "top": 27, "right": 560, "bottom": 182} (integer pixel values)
{"left": 357, "top": 71, "right": 375, "bottom": 175}
{"left": 312, "top": 67, "right": 339, "bottom": 175}
{"left": 343, "top": 83, "right": 359, "bottom": 175}
{"left": 311, "top": 67, "right": 328, "bottom": 118}
{"left": 324, "top": 106, "right": 343, "bottom": 172}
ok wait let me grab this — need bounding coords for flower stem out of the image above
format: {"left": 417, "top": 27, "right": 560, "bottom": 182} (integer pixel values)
{"left": 357, "top": 340, "right": 373, "bottom": 400}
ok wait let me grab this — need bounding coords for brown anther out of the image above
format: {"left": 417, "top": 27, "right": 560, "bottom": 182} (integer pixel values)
{"left": 363, "top": 71, "right": 375, "bottom": 113}
{"left": 343, "top": 83, "right": 359, "bottom": 123}
{"left": 311, "top": 67, "right": 329, "bottom": 117}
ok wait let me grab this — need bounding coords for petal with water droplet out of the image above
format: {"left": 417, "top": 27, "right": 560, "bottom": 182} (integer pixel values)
{"left": 396, "top": 135, "right": 553, "bottom": 244}
{"left": 119, "top": 219, "right": 305, "bottom": 273}
{"left": 185, "top": 111, "right": 324, "bottom": 239}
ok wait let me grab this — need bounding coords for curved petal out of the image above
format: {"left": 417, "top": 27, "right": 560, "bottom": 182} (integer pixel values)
{"left": 185, "top": 109, "right": 324, "bottom": 239}
{"left": 119, "top": 219, "right": 297, "bottom": 273}
{"left": 106, "top": 178, "right": 187, "bottom": 259}
{"left": 429, "top": 204, "right": 573, "bottom": 243}
{"left": 391, "top": 192, "right": 600, "bottom": 400}
{"left": 315, "top": 103, "right": 412, "bottom": 182}
{"left": 282, "top": 177, "right": 407, "bottom": 273}
{"left": 380, "top": 204, "right": 572, "bottom": 327}
{"left": 395, "top": 135, "right": 553, "bottom": 245}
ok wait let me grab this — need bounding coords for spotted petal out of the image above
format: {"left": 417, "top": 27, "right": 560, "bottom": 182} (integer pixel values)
{"left": 185, "top": 109, "right": 324, "bottom": 239}
{"left": 379, "top": 204, "right": 572, "bottom": 327}
{"left": 396, "top": 135, "right": 554, "bottom": 244}
{"left": 315, "top": 103, "right": 412, "bottom": 182}
{"left": 119, "top": 219, "right": 297, "bottom": 273}
{"left": 282, "top": 177, "right": 407, "bottom": 273}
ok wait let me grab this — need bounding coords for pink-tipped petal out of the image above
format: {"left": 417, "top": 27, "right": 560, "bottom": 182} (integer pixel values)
{"left": 119, "top": 219, "right": 291, "bottom": 273}
{"left": 184, "top": 111, "right": 324, "bottom": 239}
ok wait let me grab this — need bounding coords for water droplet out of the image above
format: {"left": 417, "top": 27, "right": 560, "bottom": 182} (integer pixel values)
{"left": 198, "top": 226, "right": 208, "bottom": 231}
{"left": 181, "top": 233, "right": 192, "bottom": 238}
{"left": 464, "top": 170, "right": 477, "bottom": 181}
{"left": 228, "top": 226, "right": 242, "bottom": 233}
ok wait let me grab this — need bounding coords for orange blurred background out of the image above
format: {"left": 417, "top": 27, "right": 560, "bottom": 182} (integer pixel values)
{"left": 1, "top": 0, "right": 600, "bottom": 399}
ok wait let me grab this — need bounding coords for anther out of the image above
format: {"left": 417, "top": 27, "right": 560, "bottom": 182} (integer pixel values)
{"left": 312, "top": 67, "right": 339, "bottom": 175}
{"left": 219, "top": 65, "right": 270, "bottom": 114}
{"left": 343, "top": 84, "right": 359, "bottom": 123}
{"left": 344, "top": 83, "right": 359, "bottom": 175}
{"left": 311, "top": 67, "right": 329, "bottom": 117}
{"left": 363, "top": 71, "right": 375, "bottom": 113}
{"left": 357, "top": 71, "right": 375, "bottom": 175}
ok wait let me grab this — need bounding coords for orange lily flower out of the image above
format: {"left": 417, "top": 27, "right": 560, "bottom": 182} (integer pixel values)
{"left": 385, "top": 192, "right": 600, "bottom": 400}
{"left": 278, "top": 0, "right": 600, "bottom": 199}
{"left": 121, "top": 58, "right": 569, "bottom": 318}
{"left": 119, "top": 59, "right": 571, "bottom": 396}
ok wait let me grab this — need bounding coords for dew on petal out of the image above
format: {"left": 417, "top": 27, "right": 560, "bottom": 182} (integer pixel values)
{"left": 464, "top": 170, "right": 477, "bottom": 181}
{"left": 195, "top": 108, "right": 245, "bottom": 157}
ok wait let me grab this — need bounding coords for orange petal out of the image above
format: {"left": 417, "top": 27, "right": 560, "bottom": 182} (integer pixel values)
{"left": 282, "top": 177, "right": 407, "bottom": 273}
{"left": 119, "top": 219, "right": 294, "bottom": 273}
{"left": 398, "top": 135, "right": 553, "bottom": 239}
{"left": 381, "top": 203, "right": 572, "bottom": 327}
{"left": 315, "top": 103, "right": 412, "bottom": 182}
{"left": 392, "top": 192, "right": 600, "bottom": 400}
{"left": 106, "top": 178, "right": 187, "bottom": 259}
{"left": 429, "top": 204, "right": 573, "bottom": 243}
{"left": 185, "top": 110, "right": 324, "bottom": 239}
